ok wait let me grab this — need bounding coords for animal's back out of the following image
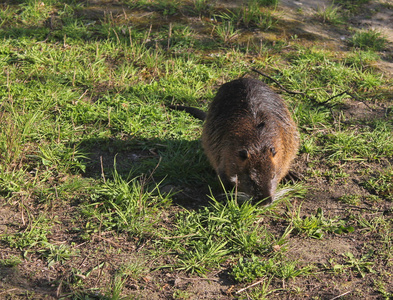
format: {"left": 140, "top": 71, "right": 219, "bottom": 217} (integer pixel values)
{"left": 202, "top": 77, "right": 299, "bottom": 203}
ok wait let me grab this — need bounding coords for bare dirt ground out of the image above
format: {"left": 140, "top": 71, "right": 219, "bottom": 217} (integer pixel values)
{"left": 1, "top": 0, "right": 393, "bottom": 299}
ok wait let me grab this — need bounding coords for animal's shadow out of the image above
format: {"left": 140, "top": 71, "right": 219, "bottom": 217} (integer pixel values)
{"left": 79, "top": 136, "right": 218, "bottom": 209}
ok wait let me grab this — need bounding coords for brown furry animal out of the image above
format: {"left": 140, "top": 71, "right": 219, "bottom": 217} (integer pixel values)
{"left": 171, "top": 77, "right": 299, "bottom": 204}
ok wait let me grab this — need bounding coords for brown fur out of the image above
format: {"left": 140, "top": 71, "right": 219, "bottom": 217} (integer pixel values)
{"left": 202, "top": 78, "right": 299, "bottom": 204}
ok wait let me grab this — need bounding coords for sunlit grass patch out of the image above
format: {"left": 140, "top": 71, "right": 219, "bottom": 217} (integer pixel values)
{"left": 161, "top": 184, "right": 305, "bottom": 275}
{"left": 82, "top": 168, "right": 172, "bottom": 238}
{"left": 165, "top": 193, "right": 274, "bottom": 274}
{"left": 290, "top": 207, "right": 354, "bottom": 239}
{"left": 323, "top": 121, "right": 393, "bottom": 161}
{"left": 2, "top": 214, "right": 54, "bottom": 250}
{"left": 363, "top": 169, "right": 393, "bottom": 201}
{"left": 231, "top": 255, "right": 314, "bottom": 283}
{"left": 349, "top": 29, "right": 388, "bottom": 51}
{"left": 316, "top": 4, "right": 345, "bottom": 25}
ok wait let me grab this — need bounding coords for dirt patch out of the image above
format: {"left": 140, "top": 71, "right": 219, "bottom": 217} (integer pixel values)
{"left": 288, "top": 237, "right": 355, "bottom": 264}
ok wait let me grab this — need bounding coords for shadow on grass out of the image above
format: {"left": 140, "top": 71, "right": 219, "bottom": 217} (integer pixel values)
{"left": 79, "top": 136, "right": 217, "bottom": 209}
{"left": 0, "top": 0, "right": 280, "bottom": 52}
{"left": 0, "top": 265, "right": 58, "bottom": 299}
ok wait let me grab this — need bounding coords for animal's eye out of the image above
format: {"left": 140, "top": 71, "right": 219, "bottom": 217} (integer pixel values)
{"left": 257, "top": 121, "right": 265, "bottom": 129}
{"left": 270, "top": 147, "right": 276, "bottom": 157}
{"left": 238, "top": 149, "right": 249, "bottom": 160}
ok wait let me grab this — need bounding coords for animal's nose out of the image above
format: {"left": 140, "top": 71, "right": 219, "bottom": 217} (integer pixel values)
{"left": 262, "top": 196, "right": 274, "bottom": 205}
{"left": 256, "top": 192, "right": 274, "bottom": 205}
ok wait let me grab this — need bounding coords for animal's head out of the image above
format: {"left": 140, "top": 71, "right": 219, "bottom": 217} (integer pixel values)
{"left": 218, "top": 141, "right": 281, "bottom": 205}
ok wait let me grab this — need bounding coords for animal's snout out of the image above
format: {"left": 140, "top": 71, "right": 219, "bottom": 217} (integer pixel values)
{"left": 256, "top": 192, "right": 274, "bottom": 205}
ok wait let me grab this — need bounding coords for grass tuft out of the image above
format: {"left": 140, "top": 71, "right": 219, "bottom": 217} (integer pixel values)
{"left": 349, "top": 29, "right": 388, "bottom": 51}
{"left": 83, "top": 167, "right": 172, "bottom": 238}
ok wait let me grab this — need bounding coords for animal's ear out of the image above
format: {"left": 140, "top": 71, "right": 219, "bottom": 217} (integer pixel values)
{"left": 270, "top": 147, "right": 277, "bottom": 157}
{"left": 257, "top": 121, "right": 265, "bottom": 129}
{"left": 238, "top": 149, "right": 249, "bottom": 160}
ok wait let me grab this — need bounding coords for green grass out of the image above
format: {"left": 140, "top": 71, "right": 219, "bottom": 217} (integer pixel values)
{"left": 163, "top": 192, "right": 277, "bottom": 274}
{"left": 335, "top": 0, "right": 371, "bottom": 13}
{"left": 290, "top": 207, "right": 354, "bottom": 239}
{"left": 363, "top": 168, "right": 393, "bottom": 201}
{"left": 316, "top": 4, "right": 345, "bottom": 25}
{"left": 82, "top": 168, "right": 173, "bottom": 237}
{"left": 2, "top": 214, "right": 52, "bottom": 248}
{"left": 213, "top": 19, "right": 240, "bottom": 44}
{"left": 0, "top": 255, "right": 22, "bottom": 267}
{"left": 326, "top": 252, "right": 376, "bottom": 278}
{"left": 0, "top": 0, "right": 393, "bottom": 298}
{"left": 349, "top": 29, "right": 388, "bottom": 51}
{"left": 231, "top": 255, "right": 313, "bottom": 283}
